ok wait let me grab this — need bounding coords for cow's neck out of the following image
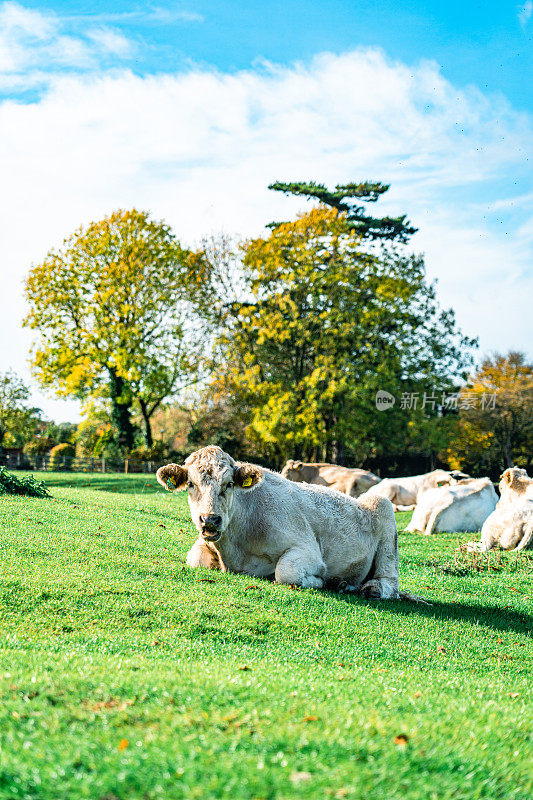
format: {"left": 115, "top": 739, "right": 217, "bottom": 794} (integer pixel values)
{"left": 213, "top": 491, "right": 262, "bottom": 572}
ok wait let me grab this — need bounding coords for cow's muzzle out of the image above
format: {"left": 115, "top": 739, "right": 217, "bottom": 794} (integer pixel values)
{"left": 199, "top": 514, "right": 223, "bottom": 542}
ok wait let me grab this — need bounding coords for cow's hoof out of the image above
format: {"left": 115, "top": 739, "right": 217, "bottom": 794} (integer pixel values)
{"left": 337, "top": 580, "right": 358, "bottom": 593}
{"left": 359, "top": 579, "right": 384, "bottom": 599}
{"left": 300, "top": 575, "right": 324, "bottom": 589}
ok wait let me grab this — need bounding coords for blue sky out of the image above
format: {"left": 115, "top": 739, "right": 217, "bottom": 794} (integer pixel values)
{"left": 1, "top": 1, "right": 532, "bottom": 421}
{"left": 4, "top": 1, "right": 533, "bottom": 109}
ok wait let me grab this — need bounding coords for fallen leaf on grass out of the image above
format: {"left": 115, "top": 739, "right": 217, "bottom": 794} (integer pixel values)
{"left": 244, "top": 585, "right": 262, "bottom": 591}
{"left": 497, "top": 638, "right": 503, "bottom": 644}
{"left": 334, "top": 789, "right": 349, "bottom": 799}
{"left": 158, "top": 524, "right": 166, "bottom": 528}
{"left": 303, "top": 715, "right": 318, "bottom": 722}
{"left": 118, "top": 739, "right": 129, "bottom": 751}
{"left": 87, "top": 698, "right": 133, "bottom": 712}
{"left": 437, "top": 646, "right": 446, "bottom": 654}
{"left": 413, "top": 691, "right": 422, "bottom": 699}
{"left": 509, "top": 692, "right": 520, "bottom": 698}
{"left": 394, "top": 734, "right": 409, "bottom": 747}
{"left": 290, "top": 772, "right": 312, "bottom": 784}
{"left": 238, "top": 665, "right": 251, "bottom": 671}
{"left": 197, "top": 578, "right": 216, "bottom": 583}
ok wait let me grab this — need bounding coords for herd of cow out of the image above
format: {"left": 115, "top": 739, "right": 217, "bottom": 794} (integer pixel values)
{"left": 157, "top": 446, "right": 533, "bottom": 601}
{"left": 281, "top": 459, "right": 533, "bottom": 549}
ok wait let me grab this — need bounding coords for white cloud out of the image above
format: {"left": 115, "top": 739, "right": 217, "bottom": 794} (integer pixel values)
{"left": 0, "top": 1, "right": 134, "bottom": 86}
{"left": 87, "top": 27, "right": 134, "bottom": 57}
{"left": 0, "top": 48, "right": 531, "bottom": 421}
{"left": 0, "top": 0, "right": 54, "bottom": 38}
{"left": 518, "top": 1, "right": 532, "bottom": 27}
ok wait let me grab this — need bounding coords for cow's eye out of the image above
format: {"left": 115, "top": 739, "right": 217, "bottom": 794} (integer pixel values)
{"left": 187, "top": 481, "right": 194, "bottom": 490}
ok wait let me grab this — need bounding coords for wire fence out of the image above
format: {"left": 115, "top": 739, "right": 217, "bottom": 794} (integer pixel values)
{"left": 0, "top": 452, "right": 158, "bottom": 474}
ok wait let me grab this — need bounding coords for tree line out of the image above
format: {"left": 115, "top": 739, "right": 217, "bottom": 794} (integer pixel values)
{"left": 1, "top": 181, "right": 530, "bottom": 476}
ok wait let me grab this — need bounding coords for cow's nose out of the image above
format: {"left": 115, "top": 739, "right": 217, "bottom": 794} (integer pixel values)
{"left": 199, "top": 514, "right": 222, "bottom": 531}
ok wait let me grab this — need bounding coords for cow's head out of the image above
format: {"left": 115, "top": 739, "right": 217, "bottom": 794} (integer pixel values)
{"left": 281, "top": 459, "right": 304, "bottom": 482}
{"left": 499, "top": 467, "right": 530, "bottom": 498}
{"left": 435, "top": 469, "right": 470, "bottom": 487}
{"left": 156, "top": 445, "right": 263, "bottom": 543}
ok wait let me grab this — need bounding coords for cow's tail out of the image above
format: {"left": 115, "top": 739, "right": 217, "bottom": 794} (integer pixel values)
{"left": 398, "top": 590, "right": 432, "bottom": 605}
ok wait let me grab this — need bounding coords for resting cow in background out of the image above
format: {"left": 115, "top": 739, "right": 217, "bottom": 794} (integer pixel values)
{"left": 158, "top": 446, "right": 421, "bottom": 600}
{"left": 467, "top": 468, "right": 533, "bottom": 552}
{"left": 281, "top": 460, "right": 380, "bottom": 498}
{"left": 359, "top": 469, "right": 469, "bottom": 511}
{"left": 496, "top": 467, "right": 533, "bottom": 507}
{"left": 406, "top": 478, "right": 497, "bottom": 535}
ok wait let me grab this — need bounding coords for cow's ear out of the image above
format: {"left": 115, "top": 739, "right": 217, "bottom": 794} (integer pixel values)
{"left": 294, "top": 461, "right": 303, "bottom": 470}
{"left": 156, "top": 463, "right": 188, "bottom": 491}
{"left": 234, "top": 463, "right": 263, "bottom": 489}
{"left": 436, "top": 478, "right": 448, "bottom": 487}
{"left": 500, "top": 470, "right": 512, "bottom": 485}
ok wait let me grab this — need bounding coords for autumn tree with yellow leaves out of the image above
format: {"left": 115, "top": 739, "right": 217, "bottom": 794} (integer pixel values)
{"left": 24, "top": 209, "right": 205, "bottom": 450}
{"left": 444, "top": 352, "right": 533, "bottom": 474}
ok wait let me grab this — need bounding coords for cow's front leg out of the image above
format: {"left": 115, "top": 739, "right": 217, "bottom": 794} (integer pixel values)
{"left": 186, "top": 537, "right": 222, "bottom": 570}
{"left": 275, "top": 547, "right": 326, "bottom": 589}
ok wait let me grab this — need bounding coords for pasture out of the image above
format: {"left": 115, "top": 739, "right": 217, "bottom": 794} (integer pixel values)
{"left": 0, "top": 473, "right": 531, "bottom": 800}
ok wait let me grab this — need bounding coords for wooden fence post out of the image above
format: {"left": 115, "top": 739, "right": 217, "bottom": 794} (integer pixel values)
{"left": 102, "top": 458, "right": 106, "bottom": 473}
{"left": 124, "top": 459, "right": 129, "bottom": 475}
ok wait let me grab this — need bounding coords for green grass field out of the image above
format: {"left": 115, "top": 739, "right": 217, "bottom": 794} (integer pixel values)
{"left": 0, "top": 472, "right": 531, "bottom": 800}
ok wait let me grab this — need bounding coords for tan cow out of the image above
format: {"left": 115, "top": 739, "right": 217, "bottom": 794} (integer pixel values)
{"left": 467, "top": 468, "right": 533, "bottom": 552}
{"left": 360, "top": 469, "right": 469, "bottom": 511}
{"left": 281, "top": 460, "right": 381, "bottom": 498}
{"left": 157, "top": 446, "right": 423, "bottom": 600}
{"left": 496, "top": 467, "right": 533, "bottom": 507}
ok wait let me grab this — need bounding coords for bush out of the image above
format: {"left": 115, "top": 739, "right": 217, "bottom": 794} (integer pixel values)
{"left": 49, "top": 443, "right": 75, "bottom": 470}
{"left": 0, "top": 466, "right": 50, "bottom": 497}
{"left": 24, "top": 437, "right": 57, "bottom": 457}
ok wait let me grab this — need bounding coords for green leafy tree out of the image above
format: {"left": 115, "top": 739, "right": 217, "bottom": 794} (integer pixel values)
{"left": 207, "top": 206, "right": 475, "bottom": 466}
{"left": 269, "top": 180, "right": 417, "bottom": 242}
{"left": 24, "top": 209, "right": 206, "bottom": 450}
{"left": 0, "top": 370, "right": 41, "bottom": 449}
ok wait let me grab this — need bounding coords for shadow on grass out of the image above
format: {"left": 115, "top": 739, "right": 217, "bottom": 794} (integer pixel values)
{"left": 326, "top": 589, "right": 532, "bottom": 636}
{"left": 35, "top": 473, "right": 160, "bottom": 495}
{"left": 228, "top": 573, "right": 532, "bottom": 636}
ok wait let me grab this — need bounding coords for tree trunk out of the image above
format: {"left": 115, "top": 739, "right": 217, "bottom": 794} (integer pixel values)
{"left": 138, "top": 399, "right": 153, "bottom": 448}
{"left": 108, "top": 369, "right": 135, "bottom": 450}
{"left": 503, "top": 441, "right": 513, "bottom": 468}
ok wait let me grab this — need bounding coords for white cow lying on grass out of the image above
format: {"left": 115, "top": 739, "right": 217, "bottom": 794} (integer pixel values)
{"left": 405, "top": 478, "right": 497, "bottom": 535}
{"left": 360, "top": 469, "right": 469, "bottom": 511}
{"left": 467, "top": 468, "right": 533, "bottom": 552}
{"left": 157, "top": 445, "right": 421, "bottom": 601}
